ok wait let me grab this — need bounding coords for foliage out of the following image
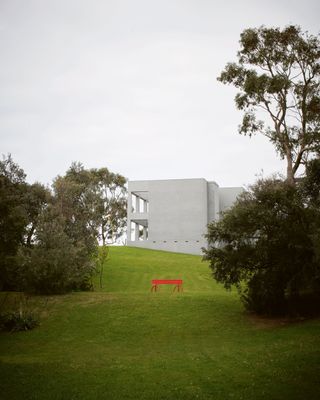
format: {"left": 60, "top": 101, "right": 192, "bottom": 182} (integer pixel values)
{"left": 0, "top": 155, "right": 126, "bottom": 294}
{"left": 95, "top": 245, "right": 110, "bottom": 289}
{"left": 218, "top": 25, "right": 320, "bottom": 183}
{"left": 203, "top": 174, "right": 320, "bottom": 315}
{"left": 18, "top": 207, "right": 97, "bottom": 294}
{"left": 54, "top": 162, "right": 127, "bottom": 246}
{"left": 89, "top": 167, "right": 127, "bottom": 245}
{"left": 53, "top": 163, "right": 99, "bottom": 261}
{"left": 214, "top": 25, "right": 320, "bottom": 315}
{"left": 17, "top": 162, "right": 100, "bottom": 294}
{"left": 0, "top": 292, "right": 40, "bottom": 332}
{"left": 23, "top": 182, "right": 51, "bottom": 247}
{"left": 303, "top": 157, "right": 320, "bottom": 206}
{"left": 0, "top": 310, "right": 39, "bottom": 332}
{"left": 0, "top": 155, "right": 29, "bottom": 290}
{"left": 0, "top": 155, "right": 50, "bottom": 290}
{"left": 304, "top": 158, "right": 320, "bottom": 270}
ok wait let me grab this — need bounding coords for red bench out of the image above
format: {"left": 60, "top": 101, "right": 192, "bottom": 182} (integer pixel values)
{"left": 151, "top": 279, "right": 183, "bottom": 292}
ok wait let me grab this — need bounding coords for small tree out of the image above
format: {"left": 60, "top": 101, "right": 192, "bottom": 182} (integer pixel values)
{"left": 89, "top": 168, "right": 126, "bottom": 289}
{"left": 218, "top": 25, "right": 320, "bottom": 184}
{"left": 90, "top": 167, "right": 127, "bottom": 246}
{"left": 95, "top": 245, "right": 109, "bottom": 289}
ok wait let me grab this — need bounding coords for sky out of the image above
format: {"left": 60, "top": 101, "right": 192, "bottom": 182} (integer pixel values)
{"left": 0, "top": 0, "right": 319, "bottom": 188}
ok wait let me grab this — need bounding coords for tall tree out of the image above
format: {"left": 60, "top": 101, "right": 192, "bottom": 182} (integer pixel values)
{"left": 0, "top": 157, "right": 126, "bottom": 294}
{"left": 90, "top": 167, "right": 127, "bottom": 246}
{"left": 218, "top": 25, "right": 320, "bottom": 184}
{"left": 53, "top": 162, "right": 99, "bottom": 255}
{"left": 55, "top": 163, "right": 127, "bottom": 246}
{"left": 19, "top": 163, "right": 100, "bottom": 294}
{"left": 24, "top": 182, "right": 51, "bottom": 247}
{"left": 0, "top": 155, "right": 28, "bottom": 289}
{"left": 19, "top": 205, "right": 97, "bottom": 294}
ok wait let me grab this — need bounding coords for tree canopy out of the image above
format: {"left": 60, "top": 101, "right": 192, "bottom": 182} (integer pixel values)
{"left": 218, "top": 25, "right": 320, "bottom": 183}
{"left": 0, "top": 155, "right": 127, "bottom": 294}
{"left": 206, "top": 25, "right": 320, "bottom": 316}
{"left": 204, "top": 172, "right": 320, "bottom": 315}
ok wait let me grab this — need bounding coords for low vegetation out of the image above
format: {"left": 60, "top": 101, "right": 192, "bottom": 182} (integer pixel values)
{"left": 0, "top": 310, "right": 39, "bottom": 332}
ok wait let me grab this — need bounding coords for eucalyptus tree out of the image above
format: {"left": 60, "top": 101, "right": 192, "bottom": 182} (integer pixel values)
{"left": 90, "top": 167, "right": 127, "bottom": 246}
{"left": 205, "top": 26, "right": 320, "bottom": 315}
{"left": 86, "top": 167, "right": 127, "bottom": 288}
{"left": 218, "top": 25, "right": 320, "bottom": 184}
{"left": 52, "top": 164, "right": 126, "bottom": 291}
{"left": 56, "top": 163, "right": 127, "bottom": 247}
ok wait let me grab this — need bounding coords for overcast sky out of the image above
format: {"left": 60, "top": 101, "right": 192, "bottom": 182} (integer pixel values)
{"left": 1, "top": 0, "right": 319, "bottom": 187}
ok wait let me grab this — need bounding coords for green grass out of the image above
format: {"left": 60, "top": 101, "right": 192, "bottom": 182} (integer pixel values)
{"left": 0, "top": 246, "right": 319, "bottom": 399}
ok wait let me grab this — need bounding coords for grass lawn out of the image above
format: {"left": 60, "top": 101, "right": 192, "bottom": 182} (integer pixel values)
{"left": 0, "top": 246, "right": 319, "bottom": 400}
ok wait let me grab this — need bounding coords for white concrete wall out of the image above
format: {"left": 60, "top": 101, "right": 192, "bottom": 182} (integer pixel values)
{"left": 219, "top": 187, "right": 244, "bottom": 213}
{"left": 127, "top": 239, "right": 207, "bottom": 255}
{"left": 127, "top": 179, "right": 209, "bottom": 254}
{"left": 127, "top": 178, "right": 242, "bottom": 255}
{"left": 207, "top": 181, "right": 220, "bottom": 223}
{"left": 148, "top": 179, "right": 207, "bottom": 241}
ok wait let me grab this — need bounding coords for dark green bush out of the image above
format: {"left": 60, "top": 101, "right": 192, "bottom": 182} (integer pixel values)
{"left": 17, "top": 208, "right": 97, "bottom": 295}
{"left": 0, "top": 311, "right": 39, "bottom": 332}
{"left": 1, "top": 156, "right": 126, "bottom": 295}
{"left": 204, "top": 172, "right": 320, "bottom": 316}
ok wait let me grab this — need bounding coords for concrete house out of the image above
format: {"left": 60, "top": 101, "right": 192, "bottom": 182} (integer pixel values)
{"left": 127, "top": 178, "right": 243, "bottom": 255}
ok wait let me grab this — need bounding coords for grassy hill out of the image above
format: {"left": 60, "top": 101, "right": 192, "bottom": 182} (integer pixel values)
{"left": 0, "top": 246, "right": 319, "bottom": 399}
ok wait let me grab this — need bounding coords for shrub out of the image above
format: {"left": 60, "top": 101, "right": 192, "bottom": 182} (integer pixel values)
{"left": 0, "top": 311, "right": 39, "bottom": 332}
{"left": 18, "top": 208, "right": 97, "bottom": 294}
{"left": 204, "top": 176, "right": 320, "bottom": 316}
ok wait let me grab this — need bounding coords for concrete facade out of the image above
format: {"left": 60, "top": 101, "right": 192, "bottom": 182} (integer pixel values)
{"left": 127, "top": 178, "right": 243, "bottom": 255}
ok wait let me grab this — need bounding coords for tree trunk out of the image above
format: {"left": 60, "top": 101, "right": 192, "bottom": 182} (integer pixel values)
{"left": 99, "top": 265, "right": 103, "bottom": 289}
{"left": 286, "top": 152, "right": 295, "bottom": 185}
{"left": 26, "top": 224, "right": 35, "bottom": 247}
{"left": 101, "top": 226, "right": 106, "bottom": 246}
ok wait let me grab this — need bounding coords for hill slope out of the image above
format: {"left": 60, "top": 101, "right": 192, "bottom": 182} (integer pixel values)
{"left": 0, "top": 246, "right": 319, "bottom": 399}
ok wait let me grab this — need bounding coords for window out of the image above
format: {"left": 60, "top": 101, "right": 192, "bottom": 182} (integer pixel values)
{"left": 131, "top": 194, "right": 136, "bottom": 213}
{"left": 130, "top": 222, "right": 135, "bottom": 241}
